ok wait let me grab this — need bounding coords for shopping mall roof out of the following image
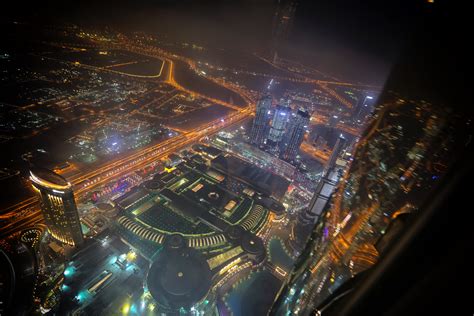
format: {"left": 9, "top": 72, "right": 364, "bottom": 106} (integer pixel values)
{"left": 147, "top": 247, "right": 212, "bottom": 311}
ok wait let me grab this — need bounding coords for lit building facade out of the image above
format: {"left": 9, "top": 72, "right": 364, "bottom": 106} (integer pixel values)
{"left": 271, "top": 93, "right": 459, "bottom": 315}
{"left": 267, "top": 99, "right": 291, "bottom": 147}
{"left": 249, "top": 95, "right": 273, "bottom": 147}
{"left": 353, "top": 95, "right": 374, "bottom": 122}
{"left": 322, "top": 134, "right": 346, "bottom": 176}
{"left": 280, "top": 108, "right": 310, "bottom": 162}
{"left": 30, "top": 168, "right": 83, "bottom": 246}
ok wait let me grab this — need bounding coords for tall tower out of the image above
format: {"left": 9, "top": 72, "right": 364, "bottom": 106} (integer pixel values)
{"left": 322, "top": 134, "right": 346, "bottom": 177}
{"left": 353, "top": 95, "right": 374, "bottom": 123}
{"left": 280, "top": 108, "right": 310, "bottom": 162}
{"left": 289, "top": 135, "right": 346, "bottom": 251}
{"left": 249, "top": 95, "right": 273, "bottom": 147}
{"left": 272, "top": 0, "right": 297, "bottom": 63}
{"left": 30, "top": 167, "right": 83, "bottom": 246}
{"left": 267, "top": 99, "right": 291, "bottom": 148}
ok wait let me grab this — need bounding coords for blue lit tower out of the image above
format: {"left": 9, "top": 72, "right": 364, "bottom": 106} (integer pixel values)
{"left": 267, "top": 99, "right": 291, "bottom": 148}
{"left": 280, "top": 108, "right": 310, "bottom": 162}
{"left": 249, "top": 94, "right": 273, "bottom": 146}
{"left": 354, "top": 95, "right": 374, "bottom": 122}
{"left": 30, "top": 167, "right": 83, "bottom": 246}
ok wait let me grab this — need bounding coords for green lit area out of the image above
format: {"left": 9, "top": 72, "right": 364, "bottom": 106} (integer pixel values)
{"left": 116, "top": 156, "right": 272, "bottom": 257}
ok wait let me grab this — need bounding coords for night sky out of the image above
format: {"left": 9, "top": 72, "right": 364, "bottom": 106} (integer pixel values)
{"left": 2, "top": 0, "right": 430, "bottom": 85}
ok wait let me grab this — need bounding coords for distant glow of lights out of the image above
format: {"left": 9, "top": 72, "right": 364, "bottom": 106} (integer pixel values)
{"left": 75, "top": 291, "right": 87, "bottom": 304}
{"left": 64, "top": 266, "right": 74, "bottom": 277}
{"left": 109, "top": 256, "right": 117, "bottom": 264}
{"left": 323, "top": 227, "right": 329, "bottom": 239}
{"left": 340, "top": 213, "right": 352, "bottom": 229}
{"left": 126, "top": 251, "right": 137, "bottom": 261}
{"left": 366, "top": 96, "right": 374, "bottom": 100}
{"left": 122, "top": 303, "right": 130, "bottom": 314}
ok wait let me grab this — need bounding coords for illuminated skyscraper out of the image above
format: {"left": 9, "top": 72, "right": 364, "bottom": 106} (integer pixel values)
{"left": 353, "top": 95, "right": 374, "bottom": 122}
{"left": 267, "top": 99, "right": 291, "bottom": 147}
{"left": 271, "top": 93, "right": 459, "bottom": 315}
{"left": 249, "top": 94, "right": 273, "bottom": 147}
{"left": 288, "top": 136, "right": 346, "bottom": 264}
{"left": 30, "top": 167, "right": 83, "bottom": 246}
{"left": 322, "top": 134, "right": 346, "bottom": 176}
{"left": 280, "top": 108, "right": 310, "bottom": 162}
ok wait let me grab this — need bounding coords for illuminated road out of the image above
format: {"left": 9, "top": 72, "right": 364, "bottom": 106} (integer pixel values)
{"left": 0, "top": 39, "right": 257, "bottom": 239}
{"left": 49, "top": 39, "right": 253, "bottom": 111}
{"left": 1, "top": 36, "right": 365, "bottom": 240}
{"left": 0, "top": 109, "right": 253, "bottom": 239}
{"left": 300, "top": 142, "right": 330, "bottom": 163}
{"left": 253, "top": 54, "right": 372, "bottom": 109}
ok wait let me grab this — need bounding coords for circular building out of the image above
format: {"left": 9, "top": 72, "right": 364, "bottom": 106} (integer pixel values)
{"left": 225, "top": 225, "right": 266, "bottom": 264}
{"left": 147, "top": 247, "right": 212, "bottom": 312}
{"left": 143, "top": 180, "right": 161, "bottom": 192}
{"left": 240, "top": 232, "right": 266, "bottom": 264}
{"left": 224, "top": 225, "right": 245, "bottom": 243}
{"left": 163, "top": 234, "right": 187, "bottom": 251}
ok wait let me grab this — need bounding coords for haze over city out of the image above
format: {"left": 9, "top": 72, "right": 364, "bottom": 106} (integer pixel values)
{"left": 0, "top": 1, "right": 472, "bottom": 315}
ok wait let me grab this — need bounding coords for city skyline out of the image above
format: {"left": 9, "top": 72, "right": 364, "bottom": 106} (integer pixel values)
{"left": 1, "top": 1, "right": 472, "bottom": 315}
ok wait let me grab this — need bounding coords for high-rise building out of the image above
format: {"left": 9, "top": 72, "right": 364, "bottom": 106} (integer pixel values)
{"left": 30, "top": 167, "right": 83, "bottom": 246}
{"left": 353, "top": 95, "right": 374, "bottom": 122}
{"left": 271, "top": 95, "right": 461, "bottom": 315}
{"left": 322, "top": 134, "right": 346, "bottom": 176}
{"left": 272, "top": 0, "right": 297, "bottom": 63}
{"left": 249, "top": 95, "right": 273, "bottom": 146}
{"left": 280, "top": 108, "right": 310, "bottom": 162}
{"left": 267, "top": 99, "right": 291, "bottom": 147}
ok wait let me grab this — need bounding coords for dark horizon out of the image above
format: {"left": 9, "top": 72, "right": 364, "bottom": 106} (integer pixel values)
{"left": 1, "top": 1, "right": 472, "bottom": 315}
{"left": 2, "top": 0, "right": 430, "bottom": 85}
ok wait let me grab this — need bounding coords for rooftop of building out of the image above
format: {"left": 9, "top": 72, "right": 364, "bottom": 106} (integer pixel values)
{"left": 30, "top": 167, "right": 70, "bottom": 189}
{"left": 211, "top": 154, "right": 290, "bottom": 200}
{"left": 146, "top": 247, "right": 212, "bottom": 311}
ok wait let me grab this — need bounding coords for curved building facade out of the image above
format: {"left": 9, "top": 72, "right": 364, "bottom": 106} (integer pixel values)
{"left": 30, "top": 167, "right": 83, "bottom": 246}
